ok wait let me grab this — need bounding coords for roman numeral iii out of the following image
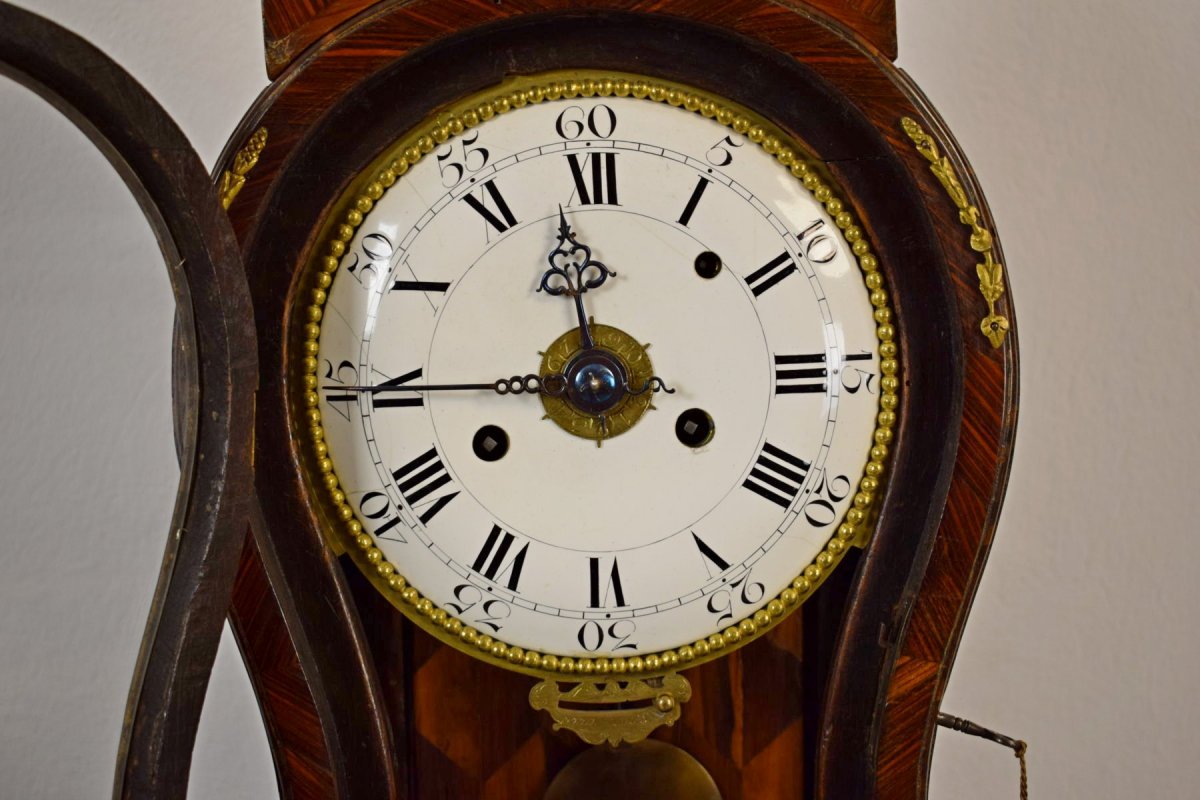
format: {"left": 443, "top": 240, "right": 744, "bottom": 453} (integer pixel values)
{"left": 391, "top": 446, "right": 459, "bottom": 524}
{"left": 743, "top": 442, "right": 811, "bottom": 508}
{"left": 774, "top": 353, "right": 828, "bottom": 394}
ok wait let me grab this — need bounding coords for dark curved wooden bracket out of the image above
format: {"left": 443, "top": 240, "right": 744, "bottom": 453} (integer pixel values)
{"left": 0, "top": 4, "right": 258, "bottom": 799}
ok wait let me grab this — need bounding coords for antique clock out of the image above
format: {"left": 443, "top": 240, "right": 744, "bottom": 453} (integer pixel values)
{"left": 0, "top": 2, "right": 1019, "bottom": 799}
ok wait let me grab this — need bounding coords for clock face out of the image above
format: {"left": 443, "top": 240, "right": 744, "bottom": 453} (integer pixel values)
{"left": 301, "top": 73, "right": 897, "bottom": 674}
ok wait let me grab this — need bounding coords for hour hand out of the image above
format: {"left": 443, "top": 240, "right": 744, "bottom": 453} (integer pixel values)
{"left": 538, "top": 206, "right": 614, "bottom": 349}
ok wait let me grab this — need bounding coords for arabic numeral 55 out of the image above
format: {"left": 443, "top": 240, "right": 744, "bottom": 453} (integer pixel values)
{"left": 435, "top": 130, "right": 490, "bottom": 188}
{"left": 706, "top": 570, "right": 766, "bottom": 627}
{"left": 801, "top": 472, "right": 852, "bottom": 528}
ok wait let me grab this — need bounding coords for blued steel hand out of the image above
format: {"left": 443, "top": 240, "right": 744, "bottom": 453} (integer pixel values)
{"left": 537, "top": 206, "right": 615, "bottom": 350}
{"left": 325, "top": 374, "right": 570, "bottom": 397}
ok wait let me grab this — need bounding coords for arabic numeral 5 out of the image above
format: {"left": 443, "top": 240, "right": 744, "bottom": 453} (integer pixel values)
{"left": 706, "top": 134, "right": 745, "bottom": 167}
{"left": 345, "top": 232, "right": 393, "bottom": 288}
{"left": 435, "top": 130, "right": 490, "bottom": 188}
{"left": 706, "top": 570, "right": 766, "bottom": 627}
{"left": 801, "top": 472, "right": 852, "bottom": 527}
{"left": 576, "top": 619, "right": 638, "bottom": 652}
{"left": 445, "top": 583, "right": 511, "bottom": 633}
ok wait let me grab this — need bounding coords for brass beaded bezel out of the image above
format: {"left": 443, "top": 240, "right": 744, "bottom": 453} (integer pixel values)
{"left": 296, "top": 70, "right": 900, "bottom": 680}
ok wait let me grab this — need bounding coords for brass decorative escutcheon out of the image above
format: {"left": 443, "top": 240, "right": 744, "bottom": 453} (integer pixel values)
{"left": 538, "top": 322, "right": 656, "bottom": 442}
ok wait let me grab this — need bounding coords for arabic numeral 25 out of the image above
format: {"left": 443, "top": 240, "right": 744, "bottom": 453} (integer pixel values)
{"left": 435, "top": 130, "right": 490, "bottom": 188}
{"left": 706, "top": 571, "right": 766, "bottom": 628}
{"left": 802, "top": 472, "right": 852, "bottom": 528}
{"left": 344, "top": 232, "right": 393, "bottom": 289}
{"left": 576, "top": 619, "right": 638, "bottom": 652}
{"left": 445, "top": 583, "right": 511, "bottom": 633}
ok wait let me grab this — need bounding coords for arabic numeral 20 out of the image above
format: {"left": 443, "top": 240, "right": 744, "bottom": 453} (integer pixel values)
{"left": 802, "top": 472, "right": 852, "bottom": 527}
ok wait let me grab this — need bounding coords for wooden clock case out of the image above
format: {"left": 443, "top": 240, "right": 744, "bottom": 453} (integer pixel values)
{"left": 208, "top": 2, "right": 1019, "bottom": 798}
{"left": 0, "top": 1, "right": 1014, "bottom": 798}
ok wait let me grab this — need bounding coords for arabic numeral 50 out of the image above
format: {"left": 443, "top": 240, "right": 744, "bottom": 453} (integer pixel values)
{"left": 344, "top": 232, "right": 393, "bottom": 288}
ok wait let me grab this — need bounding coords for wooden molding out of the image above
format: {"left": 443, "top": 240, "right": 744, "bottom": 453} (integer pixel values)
{"left": 260, "top": 0, "right": 897, "bottom": 78}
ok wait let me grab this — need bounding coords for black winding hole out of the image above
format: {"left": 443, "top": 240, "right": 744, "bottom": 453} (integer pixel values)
{"left": 473, "top": 425, "right": 509, "bottom": 462}
{"left": 675, "top": 408, "right": 715, "bottom": 448}
{"left": 695, "top": 251, "right": 722, "bottom": 279}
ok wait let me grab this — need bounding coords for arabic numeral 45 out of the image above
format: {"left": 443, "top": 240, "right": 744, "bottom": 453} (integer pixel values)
{"left": 801, "top": 472, "right": 852, "bottom": 528}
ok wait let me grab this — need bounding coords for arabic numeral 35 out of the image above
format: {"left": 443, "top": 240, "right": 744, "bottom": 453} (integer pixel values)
{"left": 445, "top": 583, "right": 512, "bottom": 633}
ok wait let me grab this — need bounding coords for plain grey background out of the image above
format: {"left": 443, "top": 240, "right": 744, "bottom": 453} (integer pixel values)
{"left": 1, "top": 1, "right": 1197, "bottom": 798}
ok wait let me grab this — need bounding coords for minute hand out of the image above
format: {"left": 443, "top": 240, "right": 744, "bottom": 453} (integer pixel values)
{"left": 324, "top": 374, "right": 568, "bottom": 397}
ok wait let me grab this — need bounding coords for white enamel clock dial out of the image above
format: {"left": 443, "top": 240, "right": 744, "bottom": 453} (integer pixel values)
{"left": 310, "top": 76, "right": 889, "bottom": 664}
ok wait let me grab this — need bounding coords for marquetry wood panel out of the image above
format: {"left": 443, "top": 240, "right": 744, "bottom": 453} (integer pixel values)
{"left": 220, "top": 3, "right": 1016, "bottom": 798}
{"left": 259, "top": 0, "right": 897, "bottom": 77}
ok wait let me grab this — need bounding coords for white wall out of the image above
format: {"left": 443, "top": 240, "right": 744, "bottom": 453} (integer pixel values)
{"left": 0, "top": 2, "right": 1195, "bottom": 798}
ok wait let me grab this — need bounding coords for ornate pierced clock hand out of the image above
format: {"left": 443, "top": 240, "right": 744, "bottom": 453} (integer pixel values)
{"left": 537, "top": 206, "right": 615, "bottom": 350}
